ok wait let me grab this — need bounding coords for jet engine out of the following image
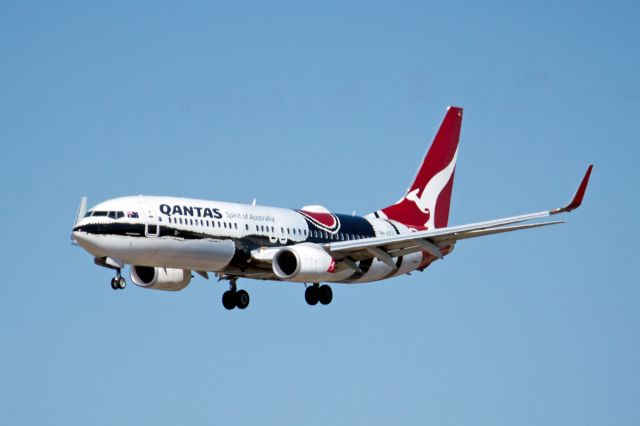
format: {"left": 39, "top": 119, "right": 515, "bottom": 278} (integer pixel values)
{"left": 130, "top": 266, "right": 191, "bottom": 291}
{"left": 272, "top": 243, "right": 335, "bottom": 282}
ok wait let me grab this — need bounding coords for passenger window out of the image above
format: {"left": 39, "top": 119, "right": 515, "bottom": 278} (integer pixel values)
{"left": 245, "top": 224, "right": 249, "bottom": 231}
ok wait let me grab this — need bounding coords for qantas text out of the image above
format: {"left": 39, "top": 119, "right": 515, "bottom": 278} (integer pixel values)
{"left": 159, "top": 204, "right": 223, "bottom": 219}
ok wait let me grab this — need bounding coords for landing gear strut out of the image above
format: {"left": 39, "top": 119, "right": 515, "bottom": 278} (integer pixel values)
{"left": 222, "top": 278, "right": 250, "bottom": 310}
{"left": 110, "top": 270, "right": 126, "bottom": 290}
{"left": 305, "top": 283, "right": 332, "bottom": 306}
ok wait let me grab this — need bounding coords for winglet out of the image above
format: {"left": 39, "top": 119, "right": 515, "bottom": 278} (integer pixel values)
{"left": 74, "top": 196, "right": 88, "bottom": 226}
{"left": 551, "top": 165, "right": 593, "bottom": 215}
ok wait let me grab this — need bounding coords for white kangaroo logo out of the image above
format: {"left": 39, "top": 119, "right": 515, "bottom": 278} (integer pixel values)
{"left": 404, "top": 148, "right": 458, "bottom": 229}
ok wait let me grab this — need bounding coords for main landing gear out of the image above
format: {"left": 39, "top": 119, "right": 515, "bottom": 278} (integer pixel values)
{"left": 222, "top": 279, "right": 250, "bottom": 310}
{"left": 305, "top": 283, "right": 332, "bottom": 306}
{"left": 110, "top": 270, "right": 126, "bottom": 290}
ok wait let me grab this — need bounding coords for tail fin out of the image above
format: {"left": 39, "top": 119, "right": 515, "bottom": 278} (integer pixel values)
{"left": 373, "top": 106, "right": 463, "bottom": 229}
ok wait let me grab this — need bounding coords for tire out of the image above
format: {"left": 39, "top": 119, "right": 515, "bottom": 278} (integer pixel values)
{"left": 110, "top": 278, "right": 118, "bottom": 290}
{"left": 222, "top": 291, "right": 236, "bottom": 310}
{"left": 305, "top": 286, "right": 319, "bottom": 305}
{"left": 235, "top": 290, "right": 250, "bottom": 309}
{"left": 117, "top": 278, "right": 126, "bottom": 289}
{"left": 318, "top": 285, "right": 333, "bottom": 305}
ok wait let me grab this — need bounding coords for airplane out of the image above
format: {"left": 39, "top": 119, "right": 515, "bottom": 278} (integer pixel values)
{"left": 71, "top": 106, "right": 593, "bottom": 310}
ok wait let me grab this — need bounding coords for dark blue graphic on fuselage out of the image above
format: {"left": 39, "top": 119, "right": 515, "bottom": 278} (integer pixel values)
{"left": 301, "top": 213, "right": 375, "bottom": 243}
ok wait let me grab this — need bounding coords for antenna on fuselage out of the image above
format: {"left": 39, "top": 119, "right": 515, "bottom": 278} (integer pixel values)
{"left": 252, "top": 199, "right": 257, "bottom": 206}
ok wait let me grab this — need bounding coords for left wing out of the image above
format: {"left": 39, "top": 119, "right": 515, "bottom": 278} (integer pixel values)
{"left": 328, "top": 165, "right": 593, "bottom": 263}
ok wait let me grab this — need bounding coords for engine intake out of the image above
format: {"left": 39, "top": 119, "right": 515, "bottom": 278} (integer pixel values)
{"left": 272, "top": 243, "right": 335, "bottom": 282}
{"left": 130, "top": 266, "right": 191, "bottom": 291}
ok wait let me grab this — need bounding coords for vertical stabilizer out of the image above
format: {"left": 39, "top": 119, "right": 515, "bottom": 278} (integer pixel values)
{"left": 374, "top": 106, "right": 462, "bottom": 229}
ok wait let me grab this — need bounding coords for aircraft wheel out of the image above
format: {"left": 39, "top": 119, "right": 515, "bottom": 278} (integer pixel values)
{"left": 235, "top": 290, "right": 250, "bottom": 310}
{"left": 110, "top": 277, "right": 118, "bottom": 290}
{"left": 305, "top": 285, "right": 319, "bottom": 305}
{"left": 318, "top": 285, "right": 332, "bottom": 305}
{"left": 222, "top": 290, "right": 236, "bottom": 310}
{"left": 117, "top": 277, "right": 126, "bottom": 289}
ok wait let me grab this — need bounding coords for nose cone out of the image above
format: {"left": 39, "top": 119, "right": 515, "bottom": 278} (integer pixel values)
{"left": 70, "top": 224, "right": 106, "bottom": 257}
{"left": 71, "top": 222, "right": 96, "bottom": 247}
{"left": 71, "top": 226, "right": 88, "bottom": 245}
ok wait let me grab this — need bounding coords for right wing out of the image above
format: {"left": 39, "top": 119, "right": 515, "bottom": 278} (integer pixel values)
{"left": 327, "top": 165, "right": 593, "bottom": 264}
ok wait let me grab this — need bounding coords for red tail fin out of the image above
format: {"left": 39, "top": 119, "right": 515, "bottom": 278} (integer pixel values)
{"left": 374, "top": 106, "right": 463, "bottom": 229}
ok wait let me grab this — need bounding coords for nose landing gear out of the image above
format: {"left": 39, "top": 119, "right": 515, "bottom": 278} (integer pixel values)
{"left": 110, "top": 270, "right": 126, "bottom": 290}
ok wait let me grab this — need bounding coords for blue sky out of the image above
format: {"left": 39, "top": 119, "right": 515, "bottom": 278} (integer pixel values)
{"left": 1, "top": 1, "right": 638, "bottom": 425}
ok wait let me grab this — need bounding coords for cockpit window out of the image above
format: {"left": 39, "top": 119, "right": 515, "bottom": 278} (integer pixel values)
{"left": 91, "top": 210, "right": 125, "bottom": 219}
{"left": 84, "top": 211, "right": 93, "bottom": 217}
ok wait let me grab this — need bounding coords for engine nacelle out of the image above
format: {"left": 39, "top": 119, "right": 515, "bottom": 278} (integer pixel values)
{"left": 272, "top": 243, "right": 335, "bottom": 282}
{"left": 130, "top": 266, "right": 191, "bottom": 291}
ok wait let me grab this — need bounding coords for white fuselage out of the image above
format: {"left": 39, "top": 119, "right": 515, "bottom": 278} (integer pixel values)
{"left": 72, "top": 195, "right": 432, "bottom": 284}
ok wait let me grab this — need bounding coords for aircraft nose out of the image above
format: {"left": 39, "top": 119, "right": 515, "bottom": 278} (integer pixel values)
{"left": 71, "top": 229, "right": 84, "bottom": 244}
{"left": 71, "top": 225, "right": 90, "bottom": 245}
